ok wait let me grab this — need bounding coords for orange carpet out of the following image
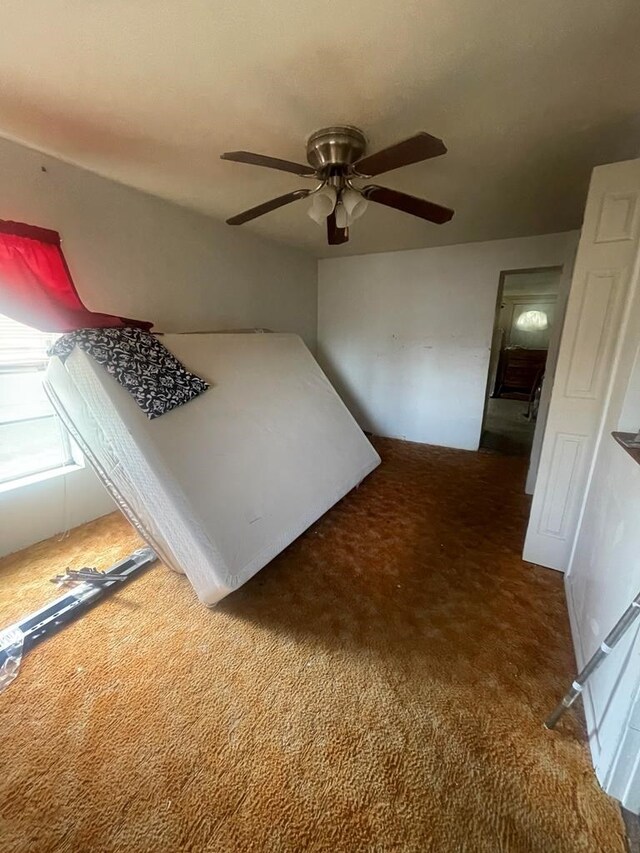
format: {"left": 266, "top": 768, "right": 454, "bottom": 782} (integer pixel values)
{"left": 0, "top": 438, "right": 626, "bottom": 852}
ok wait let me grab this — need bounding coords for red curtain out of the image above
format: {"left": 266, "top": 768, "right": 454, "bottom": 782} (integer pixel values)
{"left": 0, "top": 219, "right": 152, "bottom": 332}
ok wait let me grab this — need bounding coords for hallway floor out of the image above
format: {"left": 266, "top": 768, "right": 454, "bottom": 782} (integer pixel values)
{"left": 0, "top": 438, "right": 626, "bottom": 852}
{"left": 481, "top": 397, "right": 536, "bottom": 455}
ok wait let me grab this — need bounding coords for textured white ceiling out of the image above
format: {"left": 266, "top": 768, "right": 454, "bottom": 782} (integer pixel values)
{"left": 0, "top": 0, "right": 639, "bottom": 258}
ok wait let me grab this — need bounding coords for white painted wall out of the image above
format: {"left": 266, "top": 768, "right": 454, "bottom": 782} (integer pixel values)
{"left": 567, "top": 441, "right": 640, "bottom": 810}
{"left": 620, "top": 342, "right": 640, "bottom": 430}
{"left": 0, "top": 465, "right": 113, "bottom": 557}
{"left": 0, "top": 136, "right": 317, "bottom": 344}
{"left": 317, "top": 232, "right": 578, "bottom": 450}
{"left": 0, "top": 135, "right": 317, "bottom": 556}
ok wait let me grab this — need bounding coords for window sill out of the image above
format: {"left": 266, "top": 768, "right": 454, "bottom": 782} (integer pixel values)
{"left": 0, "top": 462, "right": 84, "bottom": 495}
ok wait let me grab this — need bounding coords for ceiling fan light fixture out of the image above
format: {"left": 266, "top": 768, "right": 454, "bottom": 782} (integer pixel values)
{"left": 341, "top": 188, "right": 368, "bottom": 222}
{"left": 516, "top": 309, "right": 549, "bottom": 332}
{"left": 308, "top": 185, "right": 337, "bottom": 225}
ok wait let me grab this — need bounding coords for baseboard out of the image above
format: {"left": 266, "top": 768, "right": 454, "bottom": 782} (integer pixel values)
{"left": 564, "top": 575, "right": 602, "bottom": 761}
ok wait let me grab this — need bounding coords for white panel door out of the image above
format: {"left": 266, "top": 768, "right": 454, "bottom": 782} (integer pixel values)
{"left": 524, "top": 159, "right": 640, "bottom": 571}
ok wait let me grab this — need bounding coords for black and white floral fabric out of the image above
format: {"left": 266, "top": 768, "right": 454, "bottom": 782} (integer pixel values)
{"left": 49, "top": 327, "right": 209, "bottom": 419}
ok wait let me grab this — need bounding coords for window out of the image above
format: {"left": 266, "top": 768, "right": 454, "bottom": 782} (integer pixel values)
{"left": 0, "top": 315, "right": 76, "bottom": 485}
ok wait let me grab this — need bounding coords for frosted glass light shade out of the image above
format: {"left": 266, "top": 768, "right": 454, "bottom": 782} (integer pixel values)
{"left": 516, "top": 309, "right": 549, "bottom": 332}
{"left": 341, "top": 188, "right": 368, "bottom": 221}
{"left": 334, "top": 202, "right": 349, "bottom": 229}
{"left": 308, "top": 186, "right": 337, "bottom": 225}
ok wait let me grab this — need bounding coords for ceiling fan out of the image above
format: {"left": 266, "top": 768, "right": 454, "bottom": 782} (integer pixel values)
{"left": 221, "top": 126, "right": 454, "bottom": 245}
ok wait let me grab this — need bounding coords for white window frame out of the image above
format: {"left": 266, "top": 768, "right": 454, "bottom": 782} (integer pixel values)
{"left": 0, "top": 323, "right": 83, "bottom": 492}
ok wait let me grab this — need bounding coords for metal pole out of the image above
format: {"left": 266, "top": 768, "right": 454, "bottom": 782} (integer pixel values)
{"left": 545, "top": 591, "right": 640, "bottom": 729}
{"left": 0, "top": 547, "right": 156, "bottom": 693}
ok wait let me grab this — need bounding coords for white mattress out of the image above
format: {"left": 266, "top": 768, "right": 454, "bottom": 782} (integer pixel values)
{"left": 44, "top": 333, "right": 380, "bottom": 605}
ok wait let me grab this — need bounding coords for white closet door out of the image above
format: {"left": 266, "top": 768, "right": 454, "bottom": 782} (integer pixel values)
{"left": 524, "top": 159, "right": 640, "bottom": 571}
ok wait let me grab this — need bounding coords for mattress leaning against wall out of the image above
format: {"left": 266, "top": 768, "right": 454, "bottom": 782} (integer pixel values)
{"left": 43, "top": 332, "right": 381, "bottom": 605}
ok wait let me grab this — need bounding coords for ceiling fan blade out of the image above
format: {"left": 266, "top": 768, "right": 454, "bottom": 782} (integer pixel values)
{"left": 354, "top": 132, "right": 447, "bottom": 177}
{"left": 226, "top": 190, "right": 310, "bottom": 225}
{"left": 362, "top": 185, "right": 454, "bottom": 224}
{"left": 327, "top": 210, "right": 349, "bottom": 245}
{"left": 221, "top": 151, "right": 315, "bottom": 177}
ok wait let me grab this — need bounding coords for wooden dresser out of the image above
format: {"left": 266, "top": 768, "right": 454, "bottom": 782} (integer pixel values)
{"left": 494, "top": 347, "right": 547, "bottom": 399}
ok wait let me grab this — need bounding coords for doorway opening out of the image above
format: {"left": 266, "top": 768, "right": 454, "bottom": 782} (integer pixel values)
{"left": 481, "top": 267, "right": 565, "bottom": 463}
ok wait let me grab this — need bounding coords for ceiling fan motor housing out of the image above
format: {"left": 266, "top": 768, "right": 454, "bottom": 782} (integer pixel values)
{"left": 306, "top": 126, "right": 367, "bottom": 172}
